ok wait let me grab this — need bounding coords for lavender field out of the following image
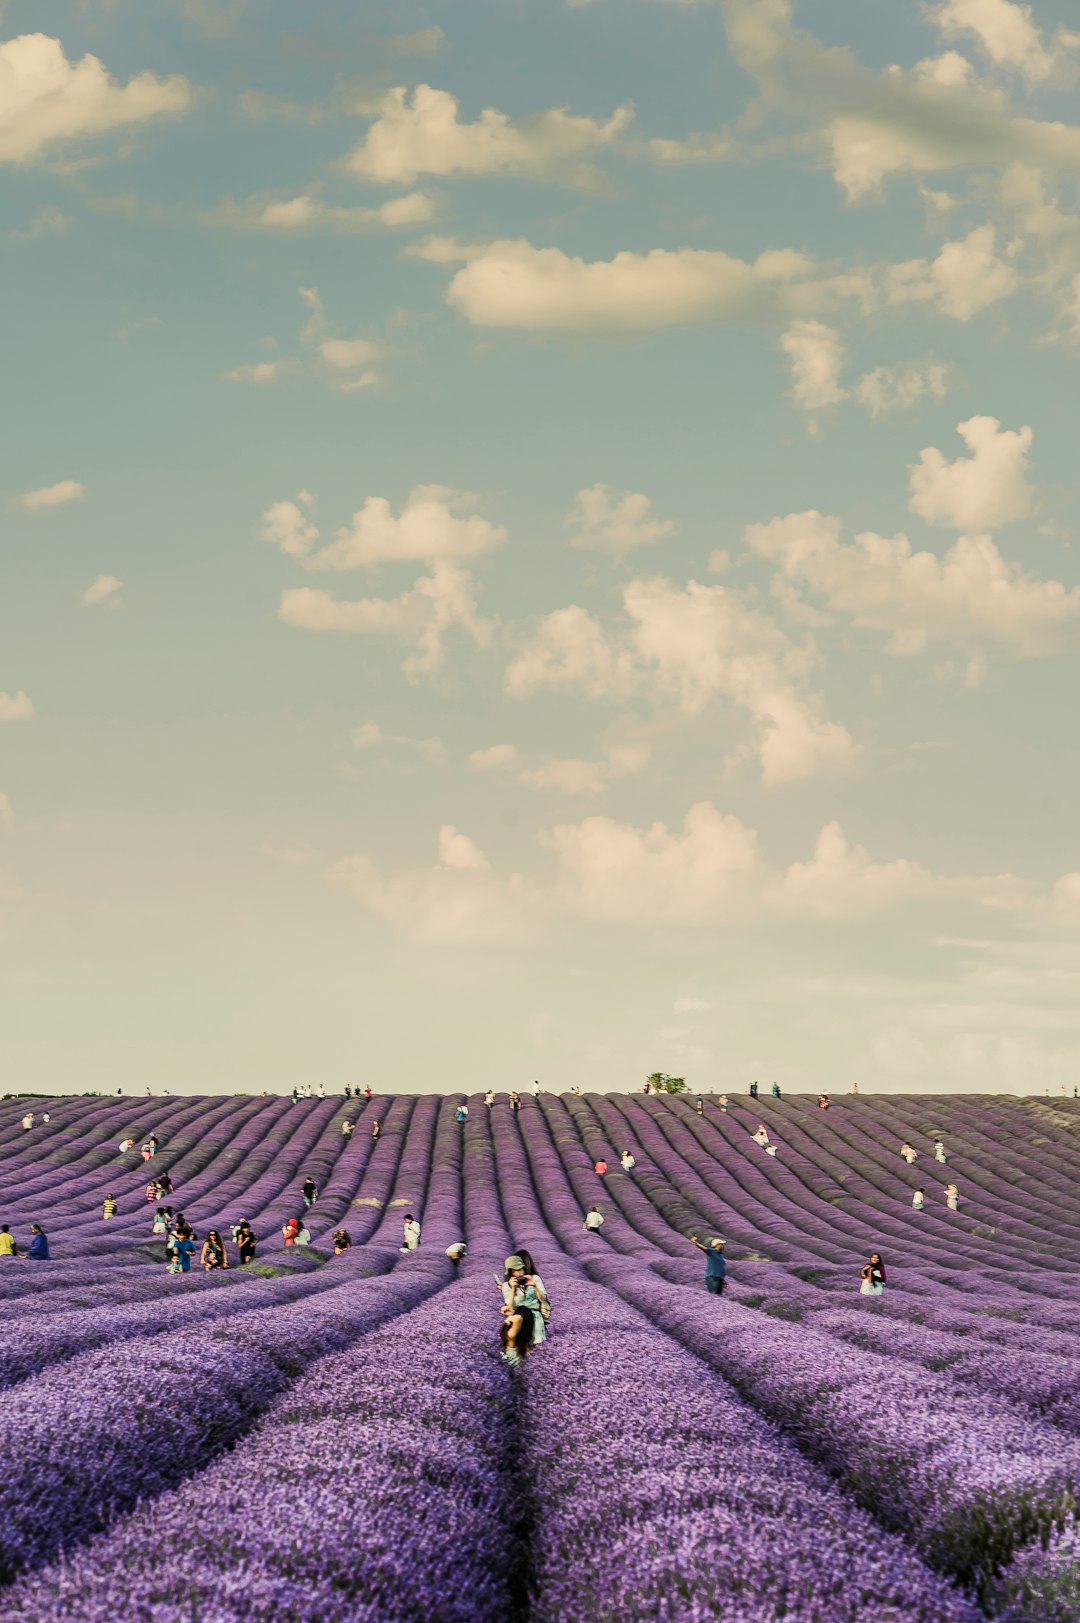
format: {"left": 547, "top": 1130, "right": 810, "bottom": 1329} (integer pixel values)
{"left": 2, "top": 1089, "right": 1079, "bottom": 1622}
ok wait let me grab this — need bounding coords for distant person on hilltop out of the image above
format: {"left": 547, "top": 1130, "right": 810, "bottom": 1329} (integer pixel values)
{"left": 817, "top": 1094, "right": 830, "bottom": 1111}
{"left": 850, "top": 1082, "right": 859, "bottom": 1095}
{"left": 363, "top": 1085, "right": 373, "bottom": 1101}
{"left": 771, "top": 1082, "right": 781, "bottom": 1099}
{"left": 455, "top": 1103, "right": 469, "bottom": 1123}
{"left": 718, "top": 1094, "right": 729, "bottom": 1112}
{"left": 509, "top": 1091, "right": 522, "bottom": 1114}
{"left": 690, "top": 1234, "right": 727, "bottom": 1294}
{"left": 484, "top": 1090, "right": 495, "bottom": 1110}
{"left": 371, "top": 1118, "right": 381, "bottom": 1141}
{"left": 695, "top": 1095, "right": 704, "bottom": 1115}
{"left": 859, "top": 1252, "right": 886, "bottom": 1296}
{"left": 749, "top": 1081, "right": 759, "bottom": 1100}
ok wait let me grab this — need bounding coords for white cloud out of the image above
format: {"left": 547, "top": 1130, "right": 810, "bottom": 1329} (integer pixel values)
{"left": 0, "top": 692, "right": 33, "bottom": 722}
{"left": 345, "top": 85, "right": 632, "bottom": 190}
{"left": 565, "top": 484, "right": 675, "bottom": 556}
{"left": 214, "top": 191, "right": 434, "bottom": 232}
{"left": 648, "top": 132, "right": 734, "bottom": 164}
{"left": 319, "top": 337, "right": 381, "bottom": 372}
{"left": 469, "top": 743, "right": 519, "bottom": 771}
{"left": 411, "top": 234, "right": 866, "bottom": 335}
{"left": 327, "top": 834, "right": 546, "bottom": 943}
{"left": 746, "top": 508, "right": 1080, "bottom": 657}
{"left": 260, "top": 494, "right": 319, "bottom": 559}
{"left": 885, "top": 226, "right": 1019, "bottom": 321}
{"left": 223, "top": 360, "right": 282, "bottom": 384}
{"left": 352, "top": 721, "right": 445, "bottom": 762}
{"left": 82, "top": 573, "right": 123, "bottom": 608}
{"left": 909, "top": 414, "right": 1035, "bottom": 530}
{"left": 506, "top": 605, "right": 639, "bottom": 700}
{"left": 778, "top": 821, "right": 941, "bottom": 918}
{"left": 934, "top": 0, "right": 1079, "bottom": 87}
{"left": 19, "top": 478, "right": 85, "bottom": 510}
{"left": 279, "top": 561, "right": 492, "bottom": 678}
{"left": 508, "top": 578, "right": 855, "bottom": 787}
{"left": 520, "top": 759, "right": 608, "bottom": 795}
{"left": 855, "top": 360, "right": 950, "bottom": 417}
{"left": 0, "top": 33, "right": 193, "bottom": 165}
{"left": 267, "top": 485, "right": 506, "bottom": 572}
{"left": 779, "top": 319, "right": 847, "bottom": 413}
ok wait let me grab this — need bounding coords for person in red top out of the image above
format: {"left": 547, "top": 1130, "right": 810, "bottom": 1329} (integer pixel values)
{"left": 363, "top": 1085, "right": 373, "bottom": 1100}
{"left": 594, "top": 1159, "right": 607, "bottom": 1176}
{"left": 282, "top": 1217, "right": 300, "bottom": 1247}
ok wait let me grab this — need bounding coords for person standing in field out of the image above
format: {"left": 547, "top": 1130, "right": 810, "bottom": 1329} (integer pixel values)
{"left": 484, "top": 1090, "right": 495, "bottom": 1110}
{"left": 282, "top": 1217, "right": 300, "bottom": 1248}
{"left": 455, "top": 1103, "right": 469, "bottom": 1123}
{"left": 301, "top": 1176, "right": 318, "bottom": 1209}
{"left": 718, "top": 1094, "right": 729, "bottom": 1112}
{"left": 771, "top": 1082, "right": 782, "bottom": 1099}
{"left": 171, "top": 1230, "right": 195, "bottom": 1274}
{"left": 912, "top": 1188, "right": 925, "bottom": 1211}
{"left": 945, "top": 1183, "right": 960, "bottom": 1211}
{"left": 509, "top": 1091, "right": 522, "bottom": 1114}
{"left": 620, "top": 1149, "right": 636, "bottom": 1173}
{"left": 594, "top": 1157, "right": 607, "bottom": 1176}
{"left": 860, "top": 1252, "right": 886, "bottom": 1295}
{"left": 102, "top": 1193, "right": 118, "bottom": 1220}
{"left": 400, "top": 1213, "right": 421, "bottom": 1252}
{"left": 690, "top": 1234, "right": 727, "bottom": 1294}
{"left": 364, "top": 1085, "right": 372, "bottom": 1100}
{"left": 21, "top": 1112, "right": 33, "bottom": 1130}
{"left": 934, "top": 1139, "right": 948, "bottom": 1163}
{"left": 583, "top": 1206, "right": 604, "bottom": 1233}
{"left": 695, "top": 1095, "right": 704, "bottom": 1115}
{"left": 850, "top": 1082, "right": 860, "bottom": 1095}
{"left": 236, "top": 1222, "right": 257, "bottom": 1264}
{"left": 371, "top": 1118, "right": 381, "bottom": 1141}
{"left": 341, "top": 1118, "right": 354, "bottom": 1138}
{"left": 749, "top": 1081, "right": 759, "bottom": 1099}
{"left": 818, "top": 1094, "right": 830, "bottom": 1110}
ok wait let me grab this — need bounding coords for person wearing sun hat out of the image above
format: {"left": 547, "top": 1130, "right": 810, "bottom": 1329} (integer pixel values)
{"left": 690, "top": 1234, "right": 727, "bottom": 1294}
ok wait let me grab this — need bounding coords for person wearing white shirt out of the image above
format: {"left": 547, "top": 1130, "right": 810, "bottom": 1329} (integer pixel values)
{"left": 620, "top": 1150, "right": 636, "bottom": 1173}
{"left": 934, "top": 1141, "right": 947, "bottom": 1163}
{"left": 912, "top": 1188, "right": 925, "bottom": 1211}
{"left": 752, "top": 1125, "right": 770, "bottom": 1148}
{"left": 900, "top": 1143, "right": 917, "bottom": 1164}
{"left": 400, "top": 1214, "right": 422, "bottom": 1251}
{"left": 583, "top": 1207, "right": 604, "bottom": 1232}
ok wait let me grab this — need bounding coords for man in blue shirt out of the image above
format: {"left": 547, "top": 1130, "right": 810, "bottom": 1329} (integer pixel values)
{"left": 690, "top": 1234, "right": 726, "bottom": 1294}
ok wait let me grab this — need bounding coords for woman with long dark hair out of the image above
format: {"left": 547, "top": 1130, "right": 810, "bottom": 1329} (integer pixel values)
{"left": 513, "top": 1248, "right": 551, "bottom": 1336}
{"left": 201, "top": 1230, "right": 227, "bottom": 1271}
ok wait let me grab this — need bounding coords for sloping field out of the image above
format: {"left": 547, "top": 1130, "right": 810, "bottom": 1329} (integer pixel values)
{"left": 1, "top": 1090, "right": 1078, "bottom": 1621}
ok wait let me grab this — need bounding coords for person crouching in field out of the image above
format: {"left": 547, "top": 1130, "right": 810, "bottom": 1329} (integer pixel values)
{"left": 860, "top": 1253, "right": 886, "bottom": 1296}
{"left": 498, "top": 1256, "right": 543, "bottom": 1365}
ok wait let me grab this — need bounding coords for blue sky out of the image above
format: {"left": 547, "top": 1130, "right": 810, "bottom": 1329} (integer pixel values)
{"left": 3, "top": 0, "right": 1080, "bottom": 1094}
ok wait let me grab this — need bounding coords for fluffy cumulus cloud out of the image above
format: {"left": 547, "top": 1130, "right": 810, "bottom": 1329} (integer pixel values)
{"left": 279, "top": 561, "right": 493, "bottom": 678}
{"left": 345, "top": 85, "right": 632, "bottom": 190}
{"left": 746, "top": 508, "right": 1080, "bottom": 657}
{"left": 885, "top": 227, "right": 1019, "bottom": 322}
{"left": 261, "top": 485, "right": 505, "bottom": 571}
{"left": 330, "top": 801, "right": 1031, "bottom": 939}
{"left": 19, "top": 479, "right": 85, "bottom": 510}
{"left": 0, "top": 692, "right": 33, "bottom": 722}
{"left": 934, "top": 0, "right": 1080, "bottom": 87}
{"left": 908, "top": 415, "right": 1035, "bottom": 530}
{"left": 779, "top": 320, "right": 847, "bottom": 413}
{"left": 411, "top": 234, "right": 864, "bottom": 335}
{"left": 0, "top": 33, "right": 194, "bottom": 165}
{"left": 564, "top": 484, "right": 675, "bottom": 556}
{"left": 82, "top": 573, "right": 123, "bottom": 608}
{"left": 508, "top": 578, "right": 855, "bottom": 787}
{"left": 855, "top": 360, "right": 950, "bottom": 417}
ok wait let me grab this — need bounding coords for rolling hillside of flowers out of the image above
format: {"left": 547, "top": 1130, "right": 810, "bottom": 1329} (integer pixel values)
{"left": 1, "top": 1088, "right": 1079, "bottom": 1622}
